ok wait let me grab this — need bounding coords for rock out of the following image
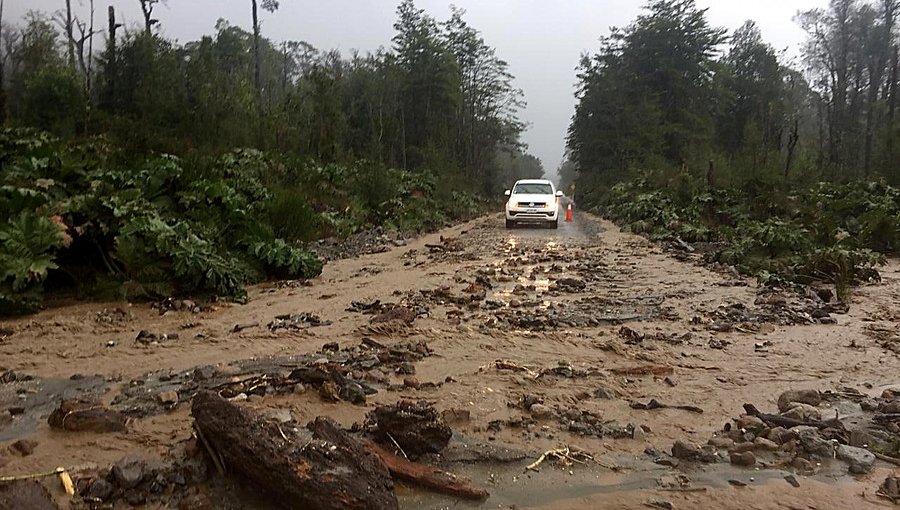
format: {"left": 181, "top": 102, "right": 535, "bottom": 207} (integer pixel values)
{"left": 112, "top": 457, "right": 146, "bottom": 489}
{"left": 88, "top": 478, "right": 114, "bottom": 501}
{"left": 784, "top": 474, "right": 800, "bottom": 488}
{"left": 791, "top": 456, "right": 815, "bottom": 473}
{"left": 646, "top": 500, "right": 673, "bottom": 510}
{"left": 529, "top": 404, "right": 552, "bottom": 419}
{"left": 158, "top": 391, "right": 179, "bottom": 406}
{"left": 731, "top": 442, "right": 755, "bottom": 453}
{"left": 777, "top": 390, "right": 822, "bottom": 412}
{"left": 753, "top": 437, "right": 779, "bottom": 451}
{"left": 707, "top": 436, "right": 734, "bottom": 449}
{"left": 266, "top": 408, "right": 293, "bottom": 424}
{"left": 396, "top": 362, "right": 416, "bottom": 375}
{"left": 735, "top": 415, "right": 766, "bottom": 431}
{"left": 835, "top": 444, "right": 875, "bottom": 474}
{"left": 9, "top": 439, "right": 36, "bottom": 456}
{"left": 632, "top": 424, "right": 647, "bottom": 441}
{"left": 781, "top": 403, "right": 821, "bottom": 421}
{"left": 849, "top": 428, "right": 876, "bottom": 448}
{"left": 403, "top": 377, "right": 420, "bottom": 389}
{"left": 730, "top": 451, "right": 756, "bottom": 467}
{"left": 671, "top": 440, "right": 702, "bottom": 460}
{"left": 339, "top": 382, "right": 367, "bottom": 404}
{"left": 798, "top": 431, "right": 834, "bottom": 457}
{"left": 766, "top": 426, "right": 796, "bottom": 445}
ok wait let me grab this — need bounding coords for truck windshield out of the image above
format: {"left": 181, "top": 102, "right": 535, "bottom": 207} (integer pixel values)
{"left": 514, "top": 183, "right": 553, "bottom": 194}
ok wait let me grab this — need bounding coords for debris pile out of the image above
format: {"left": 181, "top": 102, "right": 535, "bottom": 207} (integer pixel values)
{"left": 366, "top": 400, "right": 452, "bottom": 458}
{"left": 665, "top": 388, "right": 900, "bottom": 475}
{"left": 112, "top": 339, "right": 434, "bottom": 416}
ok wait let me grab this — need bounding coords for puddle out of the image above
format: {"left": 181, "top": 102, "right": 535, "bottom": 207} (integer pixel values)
{"left": 0, "top": 374, "right": 108, "bottom": 441}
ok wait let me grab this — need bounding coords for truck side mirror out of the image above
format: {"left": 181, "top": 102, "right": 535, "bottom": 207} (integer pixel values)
{"left": 555, "top": 190, "right": 563, "bottom": 197}
{"left": 504, "top": 190, "right": 511, "bottom": 197}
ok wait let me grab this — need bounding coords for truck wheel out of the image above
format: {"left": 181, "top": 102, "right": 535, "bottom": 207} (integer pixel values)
{"left": 506, "top": 219, "right": 516, "bottom": 229}
{"left": 548, "top": 220, "right": 558, "bottom": 229}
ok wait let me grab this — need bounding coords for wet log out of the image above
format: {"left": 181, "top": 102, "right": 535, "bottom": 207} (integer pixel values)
{"left": 743, "top": 404, "right": 844, "bottom": 430}
{"left": 363, "top": 439, "right": 489, "bottom": 500}
{"left": 191, "top": 391, "right": 397, "bottom": 510}
{"left": 367, "top": 400, "right": 451, "bottom": 458}
{"left": 47, "top": 400, "right": 127, "bottom": 432}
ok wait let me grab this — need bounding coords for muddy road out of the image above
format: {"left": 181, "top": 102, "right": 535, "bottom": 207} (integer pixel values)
{"left": 2, "top": 212, "right": 900, "bottom": 509}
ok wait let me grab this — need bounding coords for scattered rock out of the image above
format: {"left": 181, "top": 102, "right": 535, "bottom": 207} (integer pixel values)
{"left": 112, "top": 457, "right": 147, "bottom": 490}
{"left": 753, "top": 437, "right": 779, "bottom": 451}
{"left": 777, "top": 390, "right": 822, "bottom": 412}
{"left": 87, "top": 478, "right": 114, "bottom": 501}
{"left": 48, "top": 399, "right": 127, "bottom": 432}
{"left": 529, "top": 404, "right": 552, "bottom": 419}
{"left": 158, "top": 391, "right": 179, "bottom": 406}
{"left": 835, "top": 444, "right": 875, "bottom": 474}
{"left": 8, "top": 439, "right": 36, "bottom": 456}
{"left": 781, "top": 402, "right": 821, "bottom": 421}
{"left": 671, "top": 440, "right": 702, "bottom": 460}
{"left": 784, "top": 474, "right": 800, "bottom": 488}
{"left": 707, "top": 436, "right": 734, "bottom": 449}
{"left": 730, "top": 451, "right": 756, "bottom": 467}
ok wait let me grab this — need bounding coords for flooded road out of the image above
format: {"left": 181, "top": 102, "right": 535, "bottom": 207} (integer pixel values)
{"left": 1, "top": 212, "right": 899, "bottom": 509}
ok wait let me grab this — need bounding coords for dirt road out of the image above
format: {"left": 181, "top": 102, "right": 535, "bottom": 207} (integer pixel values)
{"left": 2, "top": 212, "right": 899, "bottom": 509}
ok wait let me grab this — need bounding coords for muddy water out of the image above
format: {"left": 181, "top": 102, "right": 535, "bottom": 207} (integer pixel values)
{"left": 1, "top": 212, "right": 899, "bottom": 509}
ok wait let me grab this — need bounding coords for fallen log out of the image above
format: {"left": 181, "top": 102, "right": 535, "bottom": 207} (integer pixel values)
{"left": 191, "top": 390, "right": 397, "bottom": 510}
{"left": 742, "top": 404, "right": 844, "bottom": 430}
{"left": 363, "top": 440, "right": 489, "bottom": 500}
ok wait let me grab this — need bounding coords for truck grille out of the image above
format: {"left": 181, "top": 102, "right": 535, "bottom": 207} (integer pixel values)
{"left": 517, "top": 202, "right": 547, "bottom": 208}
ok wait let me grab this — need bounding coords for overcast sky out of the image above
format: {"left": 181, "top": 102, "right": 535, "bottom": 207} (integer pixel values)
{"left": 8, "top": 0, "right": 828, "bottom": 176}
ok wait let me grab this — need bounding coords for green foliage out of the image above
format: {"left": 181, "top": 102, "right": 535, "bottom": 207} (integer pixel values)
{"left": 601, "top": 174, "right": 894, "bottom": 291}
{"left": 0, "top": 212, "right": 68, "bottom": 314}
{"left": 0, "top": 128, "right": 324, "bottom": 314}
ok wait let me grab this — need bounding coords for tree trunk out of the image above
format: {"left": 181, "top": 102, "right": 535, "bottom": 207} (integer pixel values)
{"left": 107, "top": 6, "right": 118, "bottom": 107}
{"left": 66, "top": 0, "right": 75, "bottom": 70}
{"left": 85, "top": 0, "right": 94, "bottom": 131}
{"left": 191, "top": 391, "right": 398, "bottom": 510}
{"left": 0, "top": 0, "right": 5, "bottom": 125}
{"left": 252, "top": 0, "right": 263, "bottom": 123}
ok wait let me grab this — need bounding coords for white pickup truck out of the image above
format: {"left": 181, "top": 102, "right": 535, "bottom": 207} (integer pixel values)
{"left": 504, "top": 179, "right": 562, "bottom": 229}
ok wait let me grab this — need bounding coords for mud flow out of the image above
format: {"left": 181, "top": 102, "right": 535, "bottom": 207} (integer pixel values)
{"left": 1, "top": 213, "right": 899, "bottom": 509}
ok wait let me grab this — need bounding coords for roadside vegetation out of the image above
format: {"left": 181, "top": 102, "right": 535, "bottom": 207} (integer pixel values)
{"left": 566, "top": 0, "right": 900, "bottom": 295}
{"left": 0, "top": 1, "right": 541, "bottom": 314}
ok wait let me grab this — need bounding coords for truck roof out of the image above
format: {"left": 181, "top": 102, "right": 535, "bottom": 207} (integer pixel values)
{"left": 515, "top": 179, "right": 553, "bottom": 184}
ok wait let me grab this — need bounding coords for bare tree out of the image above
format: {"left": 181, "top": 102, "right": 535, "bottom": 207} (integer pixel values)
{"left": 138, "top": 0, "right": 160, "bottom": 36}
{"left": 251, "top": 0, "right": 279, "bottom": 121}
{"left": 65, "top": 0, "right": 75, "bottom": 69}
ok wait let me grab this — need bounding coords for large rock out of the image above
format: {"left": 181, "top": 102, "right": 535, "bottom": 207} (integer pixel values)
{"left": 797, "top": 429, "right": 834, "bottom": 457}
{"left": 777, "top": 390, "right": 822, "bottom": 412}
{"left": 781, "top": 402, "right": 821, "bottom": 421}
{"left": 835, "top": 444, "right": 875, "bottom": 474}
{"left": 671, "top": 440, "right": 702, "bottom": 460}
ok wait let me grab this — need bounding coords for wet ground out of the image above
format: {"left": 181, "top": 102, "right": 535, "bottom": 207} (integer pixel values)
{"left": 1, "top": 212, "right": 899, "bottom": 509}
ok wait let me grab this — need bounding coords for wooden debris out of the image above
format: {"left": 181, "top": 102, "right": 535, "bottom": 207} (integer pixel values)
{"left": 742, "top": 403, "right": 844, "bottom": 430}
{"left": 231, "top": 321, "right": 259, "bottom": 333}
{"left": 526, "top": 446, "right": 593, "bottom": 472}
{"left": 363, "top": 439, "right": 489, "bottom": 500}
{"left": 47, "top": 399, "right": 127, "bottom": 432}
{"left": 191, "top": 390, "right": 397, "bottom": 510}
{"left": 631, "top": 399, "right": 703, "bottom": 414}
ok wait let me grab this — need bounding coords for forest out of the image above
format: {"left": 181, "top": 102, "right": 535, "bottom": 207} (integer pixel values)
{"left": 566, "top": 0, "right": 900, "bottom": 295}
{"left": 0, "top": 0, "right": 542, "bottom": 314}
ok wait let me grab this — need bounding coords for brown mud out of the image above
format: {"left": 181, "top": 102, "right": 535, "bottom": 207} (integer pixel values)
{"left": 1, "top": 212, "right": 899, "bottom": 509}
